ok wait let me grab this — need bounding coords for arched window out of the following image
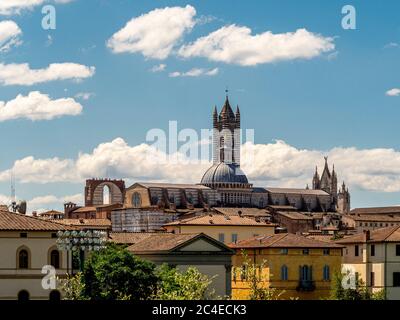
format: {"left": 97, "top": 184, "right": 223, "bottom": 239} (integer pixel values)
{"left": 18, "top": 290, "right": 30, "bottom": 301}
{"left": 300, "top": 265, "right": 312, "bottom": 281}
{"left": 323, "top": 265, "right": 330, "bottom": 281}
{"left": 18, "top": 249, "right": 29, "bottom": 269}
{"left": 103, "top": 185, "right": 111, "bottom": 205}
{"left": 49, "top": 290, "right": 61, "bottom": 301}
{"left": 281, "top": 265, "right": 288, "bottom": 281}
{"left": 132, "top": 192, "right": 142, "bottom": 208}
{"left": 50, "top": 250, "right": 60, "bottom": 269}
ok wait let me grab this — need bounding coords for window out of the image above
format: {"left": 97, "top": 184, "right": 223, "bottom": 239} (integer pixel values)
{"left": 20, "top": 233, "right": 27, "bottom": 238}
{"left": 323, "top": 265, "right": 330, "bottom": 281}
{"left": 303, "top": 249, "right": 309, "bottom": 255}
{"left": 281, "top": 248, "right": 288, "bottom": 255}
{"left": 231, "top": 234, "right": 238, "bottom": 243}
{"left": 300, "top": 265, "right": 312, "bottom": 281}
{"left": 18, "top": 249, "right": 29, "bottom": 269}
{"left": 393, "top": 272, "right": 400, "bottom": 287}
{"left": 218, "top": 233, "right": 225, "bottom": 243}
{"left": 370, "top": 272, "right": 375, "bottom": 287}
{"left": 281, "top": 265, "right": 288, "bottom": 281}
{"left": 396, "top": 244, "right": 400, "bottom": 256}
{"left": 370, "top": 245, "right": 375, "bottom": 257}
{"left": 355, "top": 245, "right": 359, "bottom": 256}
{"left": 323, "top": 249, "right": 330, "bottom": 256}
{"left": 51, "top": 233, "right": 57, "bottom": 238}
{"left": 103, "top": 185, "right": 111, "bottom": 205}
{"left": 50, "top": 250, "right": 60, "bottom": 269}
{"left": 132, "top": 192, "right": 142, "bottom": 208}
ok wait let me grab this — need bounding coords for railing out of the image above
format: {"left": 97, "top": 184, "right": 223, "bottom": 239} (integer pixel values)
{"left": 296, "top": 280, "right": 316, "bottom": 292}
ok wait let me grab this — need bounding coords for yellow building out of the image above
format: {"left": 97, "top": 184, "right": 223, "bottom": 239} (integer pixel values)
{"left": 0, "top": 209, "right": 73, "bottom": 300}
{"left": 337, "top": 227, "right": 400, "bottom": 300}
{"left": 163, "top": 213, "right": 276, "bottom": 244}
{"left": 229, "top": 233, "right": 343, "bottom": 300}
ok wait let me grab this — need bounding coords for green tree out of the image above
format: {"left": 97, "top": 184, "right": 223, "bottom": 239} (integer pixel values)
{"left": 154, "top": 264, "right": 216, "bottom": 300}
{"left": 59, "top": 272, "right": 87, "bottom": 300}
{"left": 238, "top": 250, "right": 283, "bottom": 300}
{"left": 81, "top": 243, "right": 158, "bottom": 300}
{"left": 330, "top": 271, "right": 385, "bottom": 300}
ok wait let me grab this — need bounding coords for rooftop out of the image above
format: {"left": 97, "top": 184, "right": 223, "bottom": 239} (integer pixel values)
{"left": 266, "top": 188, "right": 330, "bottom": 196}
{"left": 57, "top": 219, "right": 111, "bottom": 228}
{"left": 350, "top": 206, "right": 400, "bottom": 216}
{"left": 127, "top": 232, "right": 234, "bottom": 253}
{"left": 0, "top": 210, "right": 75, "bottom": 231}
{"left": 164, "top": 214, "right": 276, "bottom": 227}
{"left": 131, "top": 182, "right": 211, "bottom": 190}
{"left": 213, "top": 207, "right": 271, "bottom": 217}
{"left": 38, "top": 210, "right": 64, "bottom": 216}
{"left": 109, "top": 232, "right": 158, "bottom": 245}
{"left": 229, "top": 233, "right": 343, "bottom": 249}
{"left": 345, "top": 214, "right": 400, "bottom": 222}
{"left": 336, "top": 226, "right": 400, "bottom": 243}
{"left": 276, "top": 211, "right": 314, "bottom": 220}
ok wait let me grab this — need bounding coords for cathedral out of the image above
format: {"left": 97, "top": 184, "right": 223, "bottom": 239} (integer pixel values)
{"left": 68, "top": 93, "right": 351, "bottom": 228}
{"left": 199, "top": 93, "right": 351, "bottom": 213}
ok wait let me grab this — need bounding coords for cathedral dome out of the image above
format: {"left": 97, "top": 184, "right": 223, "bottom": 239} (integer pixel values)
{"left": 201, "top": 162, "right": 249, "bottom": 187}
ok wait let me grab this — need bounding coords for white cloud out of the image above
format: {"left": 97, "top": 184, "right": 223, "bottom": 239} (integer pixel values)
{"left": 0, "top": 155, "right": 78, "bottom": 184}
{"left": 386, "top": 88, "right": 400, "bottom": 97}
{"left": 384, "top": 42, "right": 399, "bottom": 49}
{"left": 107, "top": 5, "right": 196, "bottom": 59}
{"left": 0, "top": 194, "right": 10, "bottom": 205}
{"left": 150, "top": 64, "right": 166, "bottom": 73}
{"left": 0, "top": 62, "right": 95, "bottom": 86}
{"left": 0, "top": 0, "right": 74, "bottom": 15}
{"left": 75, "top": 92, "right": 95, "bottom": 100}
{"left": 178, "top": 25, "right": 335, "bottom": 66}
{"left": 4, "top": 138, "right": 400, "bottom": 193}
{"left": 169, "top": 67, "right": 219, "bottom": 77}
{"left": 0, "top": 20, "right": 22, "bottom": 52}
{"left": 28, "top": 193, "right": 82, "bottom": 212}
{"left": 0, "top": 91, "right": 83, "bottom": 121}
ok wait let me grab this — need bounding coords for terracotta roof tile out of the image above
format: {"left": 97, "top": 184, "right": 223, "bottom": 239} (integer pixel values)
{"left": 345, "top": 214, "right": 400, "bottom": 222}
{"left": 57, "top": 219, "right": 111, "bottom": 228}
{"left": 276, "top": 211, "right": 314, "bottom": 220}
{"left": 229, "top": 233, "right": 343, "bottom": 249}
{"left": 127, "top": 233, "right": 201, "bottom": 252}
{"left": 109, "top": 232, "right": 159, "bottom": 245}
{"left": 0, "top": 210, "right": 75, "bottom": 231}
{"left": 213, "top": 207, "right": 271, "bottom": 217}
{"left": 350, "top": 206, "right": 400, "bottom": 215}
{"left": 336, "top": 226, "right": 400, "bottom": 243}
{"left": 164, "top": 214, "right": 277, "bottom": 227}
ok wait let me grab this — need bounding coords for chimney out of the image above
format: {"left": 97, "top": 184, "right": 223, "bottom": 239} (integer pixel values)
{"left": 32, "top": 211, "right": 37, "bottom": 217}
{"left": 363, "top": 229, "right": 370, "bottom": 242}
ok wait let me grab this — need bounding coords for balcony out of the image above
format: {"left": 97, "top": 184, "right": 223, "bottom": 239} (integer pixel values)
{"left": 296, "top": 280, "right": 316, "bottom": 292}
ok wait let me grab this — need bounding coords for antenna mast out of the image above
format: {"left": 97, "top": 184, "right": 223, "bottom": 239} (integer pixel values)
{"left": 10, "top": 171, "right": 16, "bottom": 203}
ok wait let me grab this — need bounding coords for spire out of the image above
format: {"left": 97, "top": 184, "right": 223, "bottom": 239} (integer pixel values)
{"left": 220, "top": 89, "right": 235, "bottom": 120}
{"left": 236, "top": 105, "right": 240, "bottom": 115}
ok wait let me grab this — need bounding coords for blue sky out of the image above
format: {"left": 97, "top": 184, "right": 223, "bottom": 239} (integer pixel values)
{"left": 0, "top": 0, "right": 400, "bottom": 211}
